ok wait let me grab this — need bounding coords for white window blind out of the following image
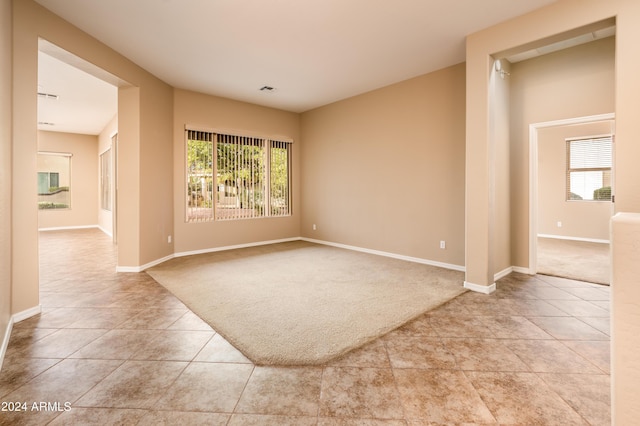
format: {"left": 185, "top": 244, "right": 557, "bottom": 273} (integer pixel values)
{"left": 186, "top": 129, "right": 291, "bottom": 222}
{"left": 567, "top": 136, "right": 612, "bottom": 201}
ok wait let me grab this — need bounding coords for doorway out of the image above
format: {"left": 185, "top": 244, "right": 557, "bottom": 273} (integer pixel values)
{"left": 37, "top": 40, "right": 120, "bottom": 277}
{"left": 529, "top": 114, "right": 615, "bottom": 284}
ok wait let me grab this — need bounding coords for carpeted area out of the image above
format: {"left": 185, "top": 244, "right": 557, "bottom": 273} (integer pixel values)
{"left": 147, "top": 240, "right": 466, "bottom": 365}
{"left": 537, "top": 237, "right": 610, "bottom": 285}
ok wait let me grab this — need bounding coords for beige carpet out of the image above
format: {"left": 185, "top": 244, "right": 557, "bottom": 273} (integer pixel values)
{"left": 147, "top": 241, "right": 466, "bottom": 365}
{"left": 537, "top": 237, "right": 610, "bottom": 285}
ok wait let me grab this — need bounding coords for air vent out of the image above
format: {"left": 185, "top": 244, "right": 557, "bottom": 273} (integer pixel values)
{"left": 37, "top": 92, "right": 59, "bottom": 100}
{"left": 38, "top": 121, "right": 55, "bottom": 126}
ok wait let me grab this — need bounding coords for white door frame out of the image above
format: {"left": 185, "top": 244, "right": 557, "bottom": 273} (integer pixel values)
{"left": 528, "top": 113, "right": 615, "bottom": 274}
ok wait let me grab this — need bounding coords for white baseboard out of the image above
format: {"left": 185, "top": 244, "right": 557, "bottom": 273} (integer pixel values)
{"left": 1, "top": 305, "right": 41, "bottom": 372}
{"left": 301, "top": 237, "right": 466, "bottom": 272}
{"left": 0, "top": 318, "right": 13, "bottom": 372}
{"left": 12, "top": 305, "right": 42, "bottom": 323}
{"left": 464, "top": 281, "right": 496, "bottom": 294}
{"left": 494, "top": 267, "right": 513, "bottom": 281}
{"left": 538, "top": 234, "right": 609, "bottom": 244}
{"left": 116, "top": 236, "right": 467, "bottom": 274}
{"left": 38, "top": 225, "right": 100, "bottom": 232}
{"left": 175, "top": 237, "right": 301, "bottom": 259}
{"left": 512, "top": 266, "right": 532, "bottom": 275}
{"left": 117, "top": 237, "right": 302, "bottom": 272}
{"left": 116, "top": 253, "right": 176, "bottom": 273}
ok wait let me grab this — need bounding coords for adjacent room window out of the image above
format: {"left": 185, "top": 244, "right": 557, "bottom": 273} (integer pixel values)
{"left": 100, "top": 147, "right": 112, "bottom": 211}
{"left": 186, "top": 129, "right": 292, "bottom": 222}
{"left": 37, "top": 152, "right": 72, "bottom": 209}
{"left": 566, "top": 136, "right": 612, "bottom": 201}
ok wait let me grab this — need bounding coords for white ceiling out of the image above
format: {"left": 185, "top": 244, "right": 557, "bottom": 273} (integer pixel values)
{"left": 35, "top": 0, "right": 562, "bottom": 134}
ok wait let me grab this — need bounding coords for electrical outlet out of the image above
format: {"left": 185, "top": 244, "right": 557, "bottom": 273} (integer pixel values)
{"left": 168, "top": 235, "right": 172, "bottom": 243}
{"left": 312, "top": 224, "right": 317, "bottom": 231}
{"left": 557, "top": 221, "right": 562, "bottom": 228}
{"left": 440, "top": 240, "right": 446, "bottom": 249}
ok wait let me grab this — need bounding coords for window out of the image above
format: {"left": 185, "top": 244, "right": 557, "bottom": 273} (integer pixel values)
{"left": 566, "top": 136, "right": 612, "bottom": 201}
{"left": 186, "top": 129, "right": 291, "bottom": 222}
{"left": 37, "top": 152, "right": 71, "bottom": 210}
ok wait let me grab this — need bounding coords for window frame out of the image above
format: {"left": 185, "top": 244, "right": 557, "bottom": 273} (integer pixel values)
{"left": 185, "top": 128, "right": 292, "bottom": 223}
{"left": 565, "top": 135, "right": 613, "bottom": 202}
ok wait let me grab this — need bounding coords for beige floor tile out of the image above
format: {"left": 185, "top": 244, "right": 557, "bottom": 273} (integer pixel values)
{"left": 235, "top": 366, "right": 322, "bottom": 416}
{"left": 428, "top": 314, "right": 496, "bottom": 338}
{"left": 466, "top": 371, "right": 588, "bottom": 425}
{"left": 538, "top": 373, "right": 611, "bottom": 426}
{"left": 129, "top": 330, "right": 214, "bottom": 361}
{"left": 69, "top": 329, "right": 162, "bottom": 360}
{"left": 194, "top": 333, "right": 252, "bottom": 363}
{"left": 385, "top": 337, "right": 456, "bottom": 370}
{"left": 76, "top": 360, "right": 187, "bottom": 409}
{"left": 116, "top": 308, "right": 188, "bottom": 330}
{"left": 319, "top": 367, "right": 404, "bottom": 419}
{"left": 319, "top": 418, "right": 408, "bottom": 426}
{"left": 0, "top": 357, "right": 61, "bottom": 398}
{"left": 328, "top": 339, "right": 391, "bottom": 368}
{"left": 138, "top": 411, "right": 230, "bottom": 425}
{"left": 14, "top": 328, "right": 107, "bottom": 359}
{"left": 441, "top": 338, "right": 529, "bottom": 372}
{"left": 229, "top": 414, "right": 318, "bottom": 426}
{"left": 503, "top": 339, "right": 602, "bottom": 374}
{"left": 478, "top": 315, "right": 552, "bottom": 339}
{"left": 546, "top": 299, "right": 610, "bottom": 317}
{"left": 528, "top": 316, "right": 609, "bottom": 341}
{"left": 155, "top": 362, "right": 253, "bottom": 412}
{"left": 48, "top": 407, "right": 149, "bottom": 425}
{"left": 562, "top": 340, "right": 611, "bottom": 373}
{"left": 168, "top": 311, "right": 215, "bottom": 331}
{"left": 393, "top": 368, "right": 495, "bottom": 424}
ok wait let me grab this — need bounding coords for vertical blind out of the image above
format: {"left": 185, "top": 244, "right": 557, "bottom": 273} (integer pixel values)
{"left": 186, "top": 129, "right": 291, "bottom": 222}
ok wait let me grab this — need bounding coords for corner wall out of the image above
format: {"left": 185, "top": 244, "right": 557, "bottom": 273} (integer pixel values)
{"left": 172, "top": 89, "right": 301, "bottom": 254}
{"left": 300, "top": 63, "right": 466, "bottom": 267}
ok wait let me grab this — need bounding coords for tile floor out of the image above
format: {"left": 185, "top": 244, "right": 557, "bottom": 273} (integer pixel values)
{"left": 0, "top": 229, "right": 611, "bottom": 425}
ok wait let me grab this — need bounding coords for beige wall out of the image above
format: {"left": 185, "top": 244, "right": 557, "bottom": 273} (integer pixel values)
{"left": 172, "top": 89, "right": 301, "bottom": 254}
{"left": 12, "top": 0, "right": 174, "bottom": 311}
{"left": 98, "top": 115, "right": 117, "bottom": 237}
{"left": 537, "top": 122, "right": 614, "bottom": 241}
{"left": 300, "top": 63, "right": 466, "bottom": 267}
{"left": 509, "top": 36, "right": 615, "bottom": 266}
{"left": 0, "top": 0, "right": 12, "bottom": 361}
{"left": 37, "top": 131, "right": 99, "bottom": 229}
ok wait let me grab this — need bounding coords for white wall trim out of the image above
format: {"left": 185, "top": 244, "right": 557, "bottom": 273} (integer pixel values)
{"left": 0, "top": 318, "right": 13, "bottom": 372}
{"left": 38, "top": 225, "right": 100, "bottom": 232}
{"left": 175, "top": 237, "right": 301, "bottom": 259}
{"left": 117, "top": 237, "right": 303, "bottom": 272}
{"left": 301, "top": 237, "right": 466, "bottom": 272}
{"left": 464, "top": 281, "right": 496, "bottom": 294}
{"left": 512, "top": 266, "right": 532, "bottom": 275}
{"left": 494, "top": 267, "right": 513, "bottom": 281}
{"left": 538, "top": 234, "right": 609, "bottom": 244}
{"left": 116, "top": 236, "right": 467, "bottom": 274}
{"left": 12, "top": 305, "right": 42, "bottom": 323}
